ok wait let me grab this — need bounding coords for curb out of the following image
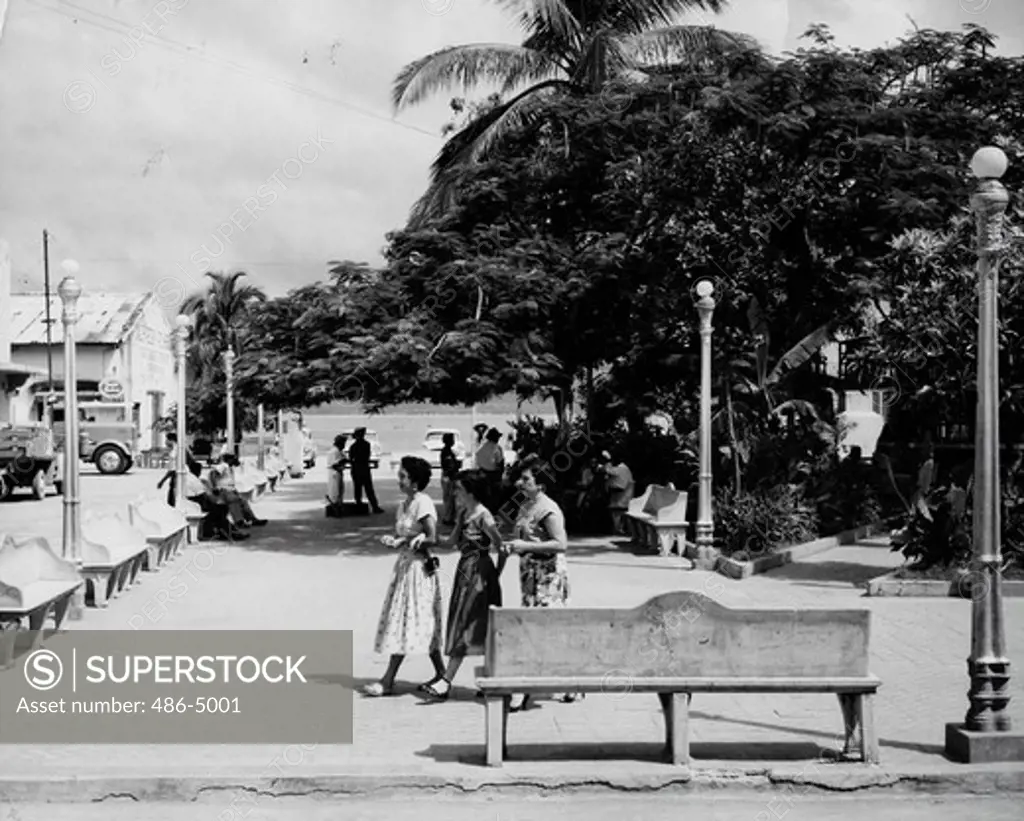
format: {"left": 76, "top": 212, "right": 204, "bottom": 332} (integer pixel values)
{"left": 3, "top": 764, "right": 1024, "bottom": 802}
{"left": 715, "top": 523, "right": 887, "bottom": 580}
{"left": 865, "top": 571, "right": 1024, "bottom": 598}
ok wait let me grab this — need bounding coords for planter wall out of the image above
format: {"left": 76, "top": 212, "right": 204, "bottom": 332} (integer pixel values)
{"left": 715, "top": 523, "right": 887, "bottom": 581}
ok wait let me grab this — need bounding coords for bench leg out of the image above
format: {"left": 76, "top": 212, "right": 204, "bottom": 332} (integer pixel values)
{"left": 0, "top": 620, "right": 19, "bottom": 669}
{"left": 485, "top": 696, "right": 509, "bottom": 767}
{"left": 26, "top": 603, "right": 53, "bottom": 651}
{"left": 860, "top": 693, "right": 879, "bottom": 764}
{"left": 85, "top": 573, "right": 110, "bottom": 608}
{"left": 659, "top": 692, "right": 691, "bottom": 765}
{"left": 52, "top": 591, "right": 73, "bottom": 630}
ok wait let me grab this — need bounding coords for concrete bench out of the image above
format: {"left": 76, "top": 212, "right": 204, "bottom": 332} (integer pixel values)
{"left": 475, "top": 591, "right": 880, "bottom": 768}
{"left": 127, "top": 498, "right": 189, "bottom": 570}
{"left": 0, "top": 533, "right": 84, "bottom": 668}
{"left": 81, "top": 513, "right": 151, "bottom": 608}
{"left": 180, "top": 499, "right": 207, "bottom": 543}
{"left": 238, "top": 461, "right": 269, "bottom": 499}
{"left": 624, "top": 485, "right": 688, "bottom": 556}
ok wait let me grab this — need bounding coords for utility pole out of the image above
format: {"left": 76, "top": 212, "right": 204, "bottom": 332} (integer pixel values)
{"left": 43, "top": 230, "right": 54, "bottom": 424}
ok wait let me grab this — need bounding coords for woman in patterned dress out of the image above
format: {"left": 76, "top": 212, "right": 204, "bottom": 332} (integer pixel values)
{"left": 504, "top": 454, "right": 577, "bottom": 709}
{"left": 362, "top": 456, "right": 445, "bottom": 697}
{"left": 422, "top": 469, "right": 507, "bottom": 700}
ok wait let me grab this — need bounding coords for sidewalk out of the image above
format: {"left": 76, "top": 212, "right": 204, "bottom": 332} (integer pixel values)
{"left": 1, "top": 471, "right": 1023, "bottom": 800}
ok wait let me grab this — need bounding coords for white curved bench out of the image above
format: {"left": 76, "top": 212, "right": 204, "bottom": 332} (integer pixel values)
{"left": 127, "top": 497, "right": 189, "bottom": 569}
{"left": 0, "top": 533, "right": 83, "bottom": 668}
{"left": 81, "top": 513, "right": 151, "bottom": 607}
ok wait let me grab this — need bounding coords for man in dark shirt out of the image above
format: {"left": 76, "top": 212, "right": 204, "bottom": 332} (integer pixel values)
{"left": 349, "top": 428, "right": 383, "bottom": 514}
{"left": 439, "top": 432, "right": 462, "bottom": 525}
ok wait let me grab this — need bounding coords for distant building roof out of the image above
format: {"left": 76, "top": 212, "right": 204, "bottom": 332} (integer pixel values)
{"left": 10, "top": 292, "right": 152, "bottom": 346}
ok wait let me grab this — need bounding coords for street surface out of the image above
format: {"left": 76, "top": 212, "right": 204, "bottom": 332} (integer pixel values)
{"left": 1, "top": 466, "right": 1022, "bottom": 788}
{"left": 3, "top": 794, "right": 1022, "bottom": 820}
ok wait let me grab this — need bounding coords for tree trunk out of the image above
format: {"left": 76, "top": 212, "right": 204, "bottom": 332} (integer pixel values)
{"left": 725, "top": 375, "right": 742, "bottom": 495}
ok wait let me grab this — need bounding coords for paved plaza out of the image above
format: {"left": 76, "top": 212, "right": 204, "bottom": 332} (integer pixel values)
{"left": 1, "top": 465, "right": 1023, "bottom": 803}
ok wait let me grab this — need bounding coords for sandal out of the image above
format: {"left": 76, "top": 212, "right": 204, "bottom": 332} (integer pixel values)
{"left": 361, "top": 682, "right": 393, "bottom": 697}
{"left": 422, "top": 680, "right": 450, "bottom": 701}
{"left": 418, "top": 676, "right": 443, "bottom": 693}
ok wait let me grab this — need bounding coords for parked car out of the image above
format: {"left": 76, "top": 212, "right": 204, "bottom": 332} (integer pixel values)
{"left": 345, "top": 429, "right": 383, "bottom": 469}
{"left": 302, "top": 429, "right": 317, "bottom": 468}
{"left": 422, "top": 428, "right": 466, "bottom": 468}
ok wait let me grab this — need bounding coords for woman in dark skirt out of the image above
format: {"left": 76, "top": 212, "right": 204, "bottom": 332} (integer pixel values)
{"left": 422, "top": 469, "right": 507, "bottom": 700}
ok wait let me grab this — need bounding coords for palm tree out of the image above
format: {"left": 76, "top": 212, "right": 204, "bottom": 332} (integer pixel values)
{"left": 393, "top": 0, "right": 761, "bottom": 225}
{"left": 181, "top": 271, "right": 266, "bottom": 378}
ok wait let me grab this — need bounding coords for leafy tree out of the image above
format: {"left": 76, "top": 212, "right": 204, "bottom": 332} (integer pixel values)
{"left": 180, "top": 270, "right": 265, "bottom": 436}
{"left": 392, "top": 0, "right": 760, "bottom": 225}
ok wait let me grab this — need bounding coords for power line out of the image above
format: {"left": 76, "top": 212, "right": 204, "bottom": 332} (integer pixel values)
{"left": 25, "top": 0, "right": 443, "bottom": 139}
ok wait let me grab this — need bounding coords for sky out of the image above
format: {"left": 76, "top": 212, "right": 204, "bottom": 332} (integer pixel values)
{"left": 0, "top": 0, "right": 1021, "bottom": 303}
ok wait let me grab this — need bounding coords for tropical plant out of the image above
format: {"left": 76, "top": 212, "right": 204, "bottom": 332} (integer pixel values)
{"left": 181, "top": 271, "right": 266, "bottom": 372}
{"left": 392, "top": 0, "right": 760, "bottom": 224}
{"left": 713, "top": 484, "right": 819, "bottom": 558}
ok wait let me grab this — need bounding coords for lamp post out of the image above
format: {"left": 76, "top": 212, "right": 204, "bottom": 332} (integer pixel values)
{"left": 694, "top": 280, "right": 717, "bottom": 569}
{"left": 174, "top": 315, "right": 191, "bottom": 511}
{"left": 945, "top": 145, "right": 1024, "bottom": 762}
{"left": 223, "top": 348, "right": 236, "bottom": 458}
{"left": 58, "top": 261, "right": 85, "bottom": 620}
{"left": 257, "top": 403, "right": 265, "bottom": 471}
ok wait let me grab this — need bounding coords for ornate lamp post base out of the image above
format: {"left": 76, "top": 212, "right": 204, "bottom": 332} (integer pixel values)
{"left": 945, "top": 721, "right": 1024, "bottom": 763}
{"left": 692, "top": 524, "right": 718, "bottom": 570}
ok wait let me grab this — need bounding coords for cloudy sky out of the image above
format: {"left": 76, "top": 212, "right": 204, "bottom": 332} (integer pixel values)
{"left": 0, "top": 0, "right": 1020, "bottom": 301}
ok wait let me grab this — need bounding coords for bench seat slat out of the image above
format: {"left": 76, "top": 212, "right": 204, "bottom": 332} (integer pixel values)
{"left": 476, "top": 675, "right": 880, "bottom": 693}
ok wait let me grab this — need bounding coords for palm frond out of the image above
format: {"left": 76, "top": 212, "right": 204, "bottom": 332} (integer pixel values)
{"left": 766, "top": 323, "right": 834, "bottom": 386}
{"left": 408, "top": 79, "right": 568, "bottom": 227}
{"left": 622, "top": 24, "right": 761, "bottom": 66}
{"left": 494, "top": 0, "right": 582, "bottom": 46}
{"left": 392, "top": 44, "right": 558, "bottom": 111}
{"left": 602, "top": 0, "right": 732, "bottom": 37}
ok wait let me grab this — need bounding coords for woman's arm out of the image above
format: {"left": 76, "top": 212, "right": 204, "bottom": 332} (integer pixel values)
{"left": 509, "top": 510, "right": 567, "bottom": 553}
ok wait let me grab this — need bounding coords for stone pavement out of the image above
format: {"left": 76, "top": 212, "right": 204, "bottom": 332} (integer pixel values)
{"left": 1, "top": 468, "right": 1023, "bottom": 800}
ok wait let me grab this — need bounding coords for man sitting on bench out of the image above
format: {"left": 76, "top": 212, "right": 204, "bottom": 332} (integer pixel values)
{"left": 208, "top": 455, "right": 267, "bottom": 529}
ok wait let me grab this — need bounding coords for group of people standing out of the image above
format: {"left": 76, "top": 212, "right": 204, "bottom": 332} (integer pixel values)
{"left": 326, "top": 427, "right": 384, "bottom": 515}
{"left": 363, "top": 452, "right": 573, "bottom": 710}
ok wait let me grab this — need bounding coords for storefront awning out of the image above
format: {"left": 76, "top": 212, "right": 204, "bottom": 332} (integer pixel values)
{"left": 0, "top": 361, "right": 42, "bottom": 391}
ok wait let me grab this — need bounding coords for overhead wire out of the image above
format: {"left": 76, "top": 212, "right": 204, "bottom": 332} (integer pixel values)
{"left": 23, "top": 0, "right": 443, "bottom": 138}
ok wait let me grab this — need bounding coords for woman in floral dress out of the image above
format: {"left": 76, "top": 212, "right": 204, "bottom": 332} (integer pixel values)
{"left": 504, "top": 454, "right": 577, "bottom": 709}
{"left": 363, "top": 456, "right": 445, "bottom": 696}
{"left": 422, "top": 470, "right": 507, "bottom": 700}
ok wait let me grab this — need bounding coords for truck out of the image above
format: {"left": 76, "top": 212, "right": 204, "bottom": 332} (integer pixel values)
{"left": 49, "top": 400, "right": 138, "bottom": 475}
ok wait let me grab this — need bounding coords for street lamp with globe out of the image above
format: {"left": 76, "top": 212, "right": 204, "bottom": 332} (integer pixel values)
{"left": 57, "top": 260, "right": 85, "bottom": 619}
{"left": 694, "top": 279, "right": 716, "bottom": 568}
{"left": 945, "top": 145, "right": 1024, "bottom": 763}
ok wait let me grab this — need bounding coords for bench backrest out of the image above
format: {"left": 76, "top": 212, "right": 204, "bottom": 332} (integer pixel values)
{"left": 484, "top": 591, "right": 870, "bottom": 679}
{"left": 82, "top": 513, "right": 147, "bottom": 562}
{"left": 128, "top": 498, "right": 187, "bottom": 536}
{"left": 0, "top": 533, "right": 80, "bottom": 606}
{"left": 642, "top": 486, "right": 687, "bottom": 521}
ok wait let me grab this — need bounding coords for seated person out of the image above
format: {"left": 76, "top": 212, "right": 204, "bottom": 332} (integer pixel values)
{"left": 182, "top": 469, "right": 247, "bottom": 541}
{"left": 208, "top": 455, "right": 267, "bottom": 528}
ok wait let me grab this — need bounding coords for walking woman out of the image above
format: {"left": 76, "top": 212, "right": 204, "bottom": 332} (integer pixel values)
{"left": 363, "top": 456, "right": 446, "bottom": 696}
{"left": 504, "top": 454, "right": 577, "bottom": 709}
{"left": 422, "top": 469, "right": 507, "bottom": 700}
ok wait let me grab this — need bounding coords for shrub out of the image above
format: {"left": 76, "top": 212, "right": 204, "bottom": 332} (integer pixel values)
{"left": 713, "top": 485, "right": 819, "bottom": 559}
{"left": 811, "top": 459, "right": 884, "bottom": 535}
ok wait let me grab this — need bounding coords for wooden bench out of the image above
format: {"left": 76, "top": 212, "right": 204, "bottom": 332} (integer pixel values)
{"left": 623, "top": 485, "right": 688, "bottom": 556}
{"left": 0, "top": 533, "right": 84, "bottom": 668}
{"left": 475, "top": 591, "right": 880, "bottom": 768}
{"left": 127, "top": 498, "right": 189, "bottom": 570}
{"left": 81, "top": 513, "right": 151, "bottom": 607}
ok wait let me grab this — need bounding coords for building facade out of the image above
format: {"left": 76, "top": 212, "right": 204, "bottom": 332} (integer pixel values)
{"left": 7, "top": 285, "right": 176, "bottom": 450}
